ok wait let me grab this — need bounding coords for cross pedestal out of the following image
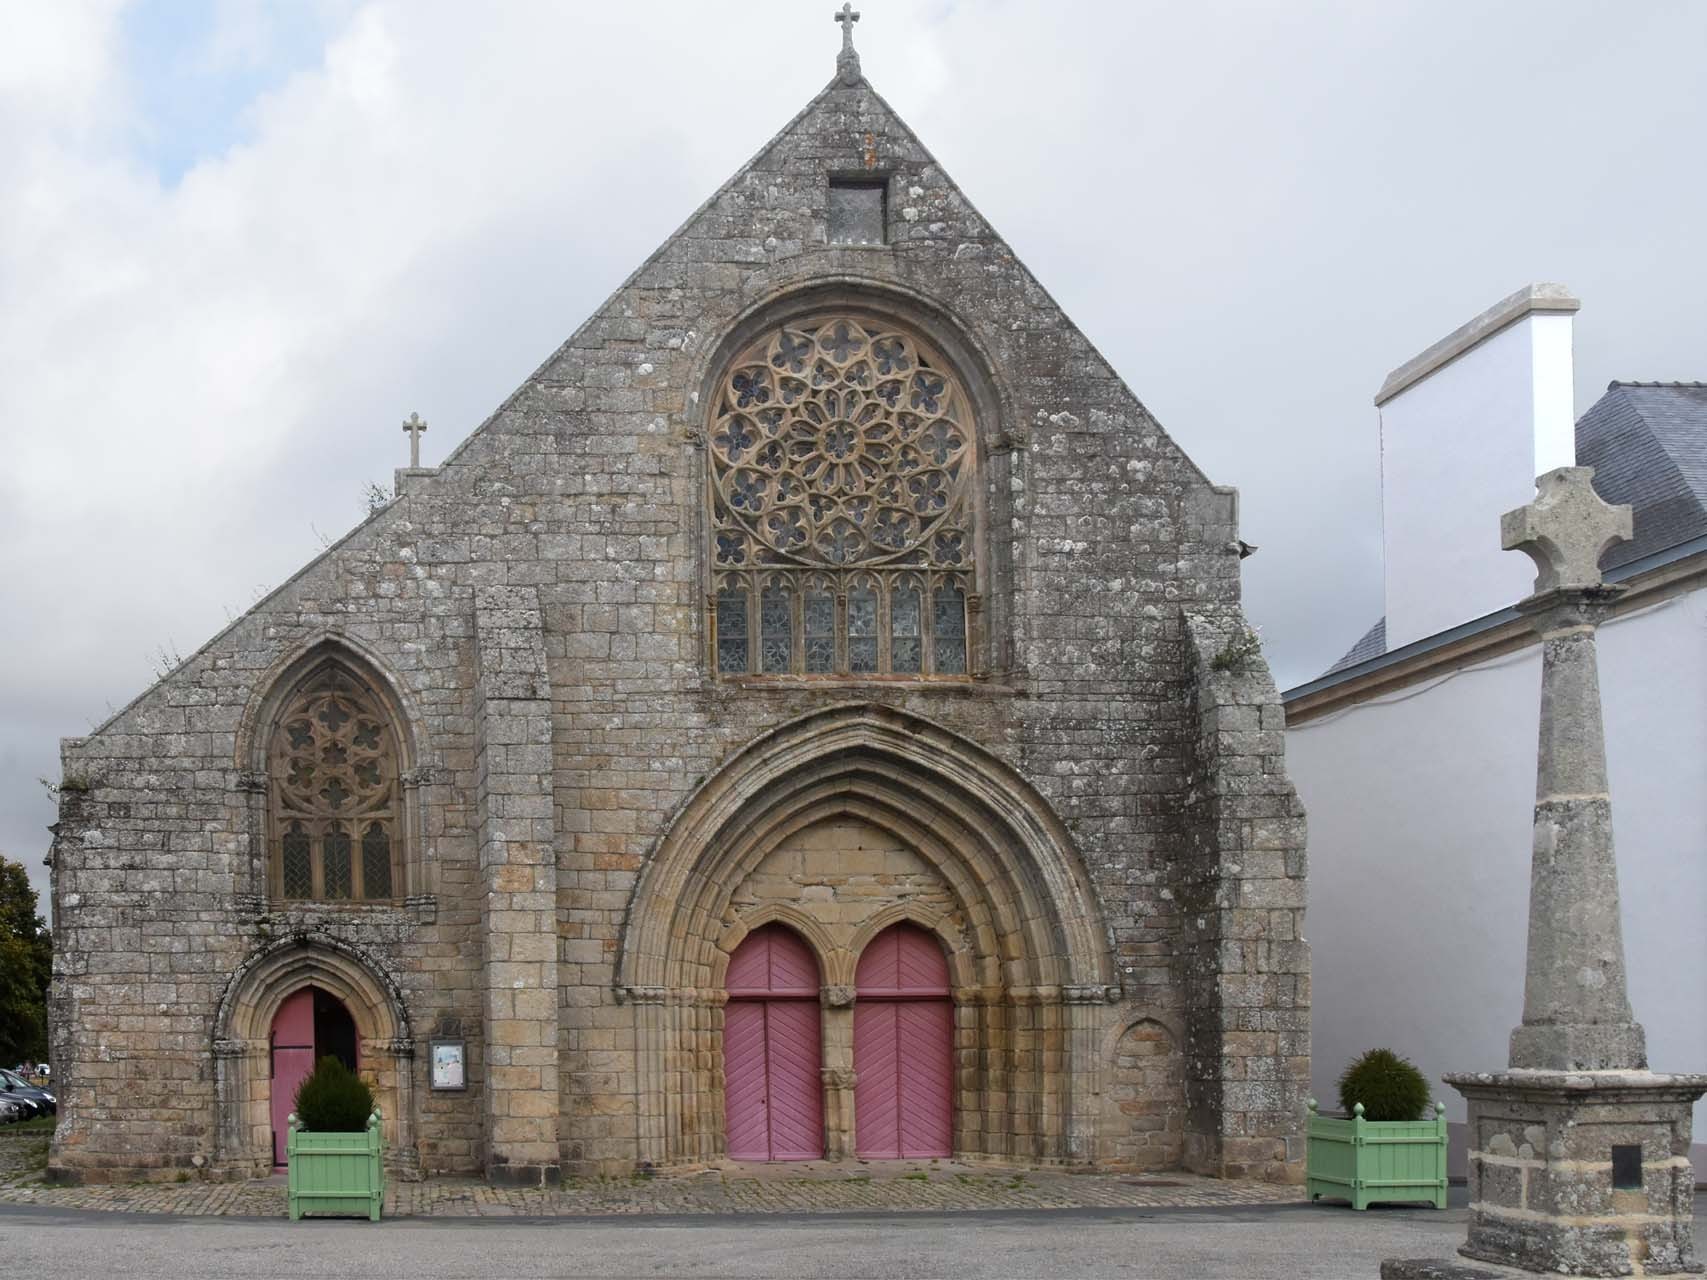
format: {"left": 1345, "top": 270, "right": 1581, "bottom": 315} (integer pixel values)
{"left": 1382, "top": 469, "right": 1706, "bottom": 1279}
{"left": 1436, "top": 1070, "right": 1706, "bottom": 1276}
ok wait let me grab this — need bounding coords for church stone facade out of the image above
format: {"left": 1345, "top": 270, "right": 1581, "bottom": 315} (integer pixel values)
{"left": 47, "top": 51, "right": 1309, "bottom": 1186}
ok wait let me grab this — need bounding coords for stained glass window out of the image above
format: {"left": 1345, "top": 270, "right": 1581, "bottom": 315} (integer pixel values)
{"left": 282, "top": 822, "right": 313, "bottom": 900}
{"left": 760, "top": 583, "right": 793, "bottom": 674}
{"left": 805, "top": 590, "right": 835, "bottom": 674}
{"left": 891, "top": 582, "right": 921, "bottom": 674}
{"left": 361, "top": 823, "right": 392, "bottom": 899}
{"left": 323, "top": 830, "right": 352, "bottom": 899}
{"left": 933, "top": 584, "right": 966, "bottom": 675}
{"left": 269, "top": 664, "right": 402, "bottom": 902}
{"left": 716, "top": 588, "right": 750, "bottom": 674}
{"left": 708, "top": 314, "right": 976, "bottom": 677}
{"left": 848, "top": 584, "right": 879, "bottom": 674}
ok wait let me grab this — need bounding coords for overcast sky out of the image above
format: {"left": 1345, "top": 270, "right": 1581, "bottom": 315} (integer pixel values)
{"left": 5, "top": 0, "right": 1705, "bottom": 907}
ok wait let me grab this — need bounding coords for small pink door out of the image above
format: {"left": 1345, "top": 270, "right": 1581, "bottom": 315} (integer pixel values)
{"left": 724, "top": 925, "right": 824, "bottom": 1161}
{"left": 269, "top": 989, "right": 316, "bottom": 1166}
{"left": 854, "top": 924, "right": 953, "bottom": 1159}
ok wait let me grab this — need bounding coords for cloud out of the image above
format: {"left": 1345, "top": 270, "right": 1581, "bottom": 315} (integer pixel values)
{"left": 4, "top": 0, "right": 1705, "bottom": 911}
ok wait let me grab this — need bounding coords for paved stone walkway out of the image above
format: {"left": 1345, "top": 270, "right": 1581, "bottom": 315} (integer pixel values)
{"left": 0, "top": 1132, "right": 1303, "bottom": 1219}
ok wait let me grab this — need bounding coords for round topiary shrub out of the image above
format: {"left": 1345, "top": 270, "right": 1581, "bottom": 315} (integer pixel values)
{"left": 1337, "top": 1047, "right": 1430, "bottom": 1122}
{"left": 293, "top": 1055, "right": 375, "bottom": 1132}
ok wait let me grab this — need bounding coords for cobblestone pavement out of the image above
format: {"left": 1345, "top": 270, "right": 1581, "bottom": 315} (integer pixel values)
{"left": 0, "top": 1133, "right": 1303, "bottom": 1219}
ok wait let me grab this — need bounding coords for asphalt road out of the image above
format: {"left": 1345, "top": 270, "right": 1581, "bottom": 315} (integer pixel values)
{"left": 0, "top": 1198, "right": 1522, "bottom": 1280}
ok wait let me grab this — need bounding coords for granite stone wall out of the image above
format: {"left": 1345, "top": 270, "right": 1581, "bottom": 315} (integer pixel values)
{"left": 47, "top": 71, "right": 1307, "bottom": 1183}
{"left": 1177, "top": 611, "right": 1311, "bottom": 1181}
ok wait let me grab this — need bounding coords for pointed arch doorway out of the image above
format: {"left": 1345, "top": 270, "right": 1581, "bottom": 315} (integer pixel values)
{"left": 854, "top": 924, "right": 953, "bottom": 1159}
{"left": 269, "top": 985, "right": 358, "bottom": 1167}
{"left": 723, "top": 925, "right": 824, "bottom": 1161}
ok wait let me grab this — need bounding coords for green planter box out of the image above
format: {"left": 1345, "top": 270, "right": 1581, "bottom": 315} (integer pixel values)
{"left": 286, "top": 1109, "right": 385, "bottom": 1221}
{"left": 1306, "top": 1099, "right": 1447, "bottom": 1210}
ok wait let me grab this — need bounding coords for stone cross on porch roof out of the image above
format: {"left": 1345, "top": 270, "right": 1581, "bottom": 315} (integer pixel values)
{"left": 834, "top": 3, "right": 861, "bottom": 85}
{"left": 1500, "top": 465, "right": 1633, "bottom": 600}
{"left": 401, "top": 412, "right": 428, "bottom": 469}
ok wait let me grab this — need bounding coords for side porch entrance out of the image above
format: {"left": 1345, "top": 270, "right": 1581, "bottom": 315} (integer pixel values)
{"left": 269, "top": 985, "right": 358, "bottom": 1166}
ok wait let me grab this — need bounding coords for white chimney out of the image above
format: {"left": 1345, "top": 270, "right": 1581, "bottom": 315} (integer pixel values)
{"left": 1376, "top": 283, "right": 1579, "bottom": 651}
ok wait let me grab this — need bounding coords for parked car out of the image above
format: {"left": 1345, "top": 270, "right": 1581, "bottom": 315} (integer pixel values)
{"left": 0, "top": 1095, "right": 22, "bottom": 1123}
{"left": 0, "top": 1068, "right": 54, "bottom": 1118}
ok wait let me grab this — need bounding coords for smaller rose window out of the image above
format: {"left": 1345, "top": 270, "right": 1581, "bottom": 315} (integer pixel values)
{"left": 268, "top": 665, "right": 401, "bottom": 901}
{"left": 709, "top": 314, "right": 976, "bottom": 678}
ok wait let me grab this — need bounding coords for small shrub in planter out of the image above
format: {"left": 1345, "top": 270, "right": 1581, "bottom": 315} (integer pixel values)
{"left": 286, "top": 1056, "right": 384, "bottom": 1221}
{"left": 294, "top": 1055, "right": 375, "bottom": 1132}
{"left": 1338, "top": 1047, "right": 1431, "bottom": 1121}
{"left": 1308, "top": 1048, "right": 1446, "bottom": 1210}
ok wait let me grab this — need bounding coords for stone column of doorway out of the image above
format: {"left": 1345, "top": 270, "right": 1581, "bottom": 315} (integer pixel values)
{"left": 1063, "top": 985, "right": 1116, "bottom": 1167}
{"left": 211, "top": 1037, "right": 269, "bottom": 1178}
{"left": 473, "top": 585, "right": 561, "bottom": 1185}
{"left": 821, "top": 984, "right": 856, "bottom": 1159}
{"left": 365, "top": 1035, "right": 420, "bottom": 1180}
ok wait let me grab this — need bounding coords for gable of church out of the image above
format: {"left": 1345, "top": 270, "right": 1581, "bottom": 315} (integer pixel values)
{"left": 46, "top": 33, "right": 1305, "bottom": 1188}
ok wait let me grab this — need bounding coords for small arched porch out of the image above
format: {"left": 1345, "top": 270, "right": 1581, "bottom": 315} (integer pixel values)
{"left": 211, "top": 936, "right": 417, "bottom": 1179}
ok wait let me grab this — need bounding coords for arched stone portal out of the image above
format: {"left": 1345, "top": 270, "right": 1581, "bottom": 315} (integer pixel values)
{"left": 212, "top": 937, "right": 416, "bottom": 1179}
{"left": 616, "top": 704, "right": 1117, "bottom": 1169}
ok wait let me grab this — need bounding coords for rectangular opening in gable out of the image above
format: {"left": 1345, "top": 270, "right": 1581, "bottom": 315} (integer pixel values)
{"left": 1611, "top": 1144, "right": 1643, "bottom": 1190}
{"left": 829, "top": 178, "right": 887, "bottom": 246}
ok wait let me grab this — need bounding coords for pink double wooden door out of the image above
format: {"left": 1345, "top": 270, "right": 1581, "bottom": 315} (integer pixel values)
{"left": 723, "top": 925, "right": 824, "bottom": 1161}
{"left": 854, "top": 924, "right": 954, "bottom": 1159}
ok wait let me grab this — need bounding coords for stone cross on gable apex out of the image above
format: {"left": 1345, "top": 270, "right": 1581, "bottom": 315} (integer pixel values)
{"left": 834, "top": 3, "right": 862, "bottom": 85}
{"left": 1500, "top": 465, "right": 1632, "bottom": 598}
{"left": 402, "top": 412, "right": 428, "bottom": 469}
{"left": 835, "top": 3, "right": 860, "bottom": 50}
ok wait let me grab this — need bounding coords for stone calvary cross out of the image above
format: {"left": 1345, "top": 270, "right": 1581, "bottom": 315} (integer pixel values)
{"left": 1387, "top": 466, "right": 1707, "bottom": 1279}
{"left": 1499, "top": 467, "right": 1642, "bottom": 1074}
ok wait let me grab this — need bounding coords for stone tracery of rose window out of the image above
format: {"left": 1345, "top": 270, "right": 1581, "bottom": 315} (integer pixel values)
{"left": 709, "top": 314, "right": 975, "bottom": 678}
{"left": 268, "top": 665, "right": 400, "bottom": 902}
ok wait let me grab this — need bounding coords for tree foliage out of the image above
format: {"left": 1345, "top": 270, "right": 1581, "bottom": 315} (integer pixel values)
{"left": 0, "top": 856, "right": 52, "bottom": 1066}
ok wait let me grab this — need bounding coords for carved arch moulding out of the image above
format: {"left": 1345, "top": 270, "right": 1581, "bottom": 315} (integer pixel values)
{"left": 614, "top": 703, "right": 1119, "bottom": 1170}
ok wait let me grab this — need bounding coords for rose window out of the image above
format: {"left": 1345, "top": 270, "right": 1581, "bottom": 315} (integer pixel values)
{"left": 268, "top": 664, "right": 401, "bottom": 901}
{"left": 709, "top": 315, "right": 976, "bottom": 678}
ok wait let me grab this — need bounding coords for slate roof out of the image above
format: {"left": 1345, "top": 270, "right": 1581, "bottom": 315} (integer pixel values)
{"left": 1324, "top": 617, "right": 1385, "bottom": 675}
{"left": 1579, "top": 382, "right": 1707, "bottom": 569}
{"left": 1318, "top": 381, "right": 1707, "bottom": 678}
